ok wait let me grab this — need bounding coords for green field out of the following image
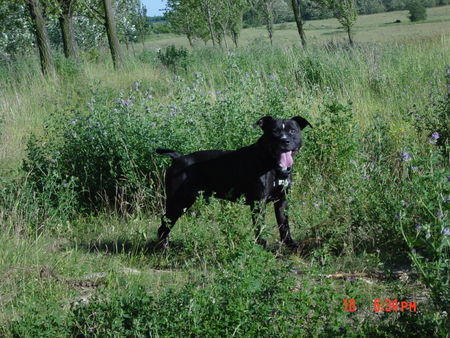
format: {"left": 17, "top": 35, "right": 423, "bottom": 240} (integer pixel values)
{"left": 0, "top": 6, "right": 449, "bottom": 336}
{"left": 149, "top": 5, "right": 450, "bottom": 47}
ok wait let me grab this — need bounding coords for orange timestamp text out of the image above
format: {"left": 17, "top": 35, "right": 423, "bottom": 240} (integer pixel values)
{"left": 343, "top": 298, "right": 417, "bottom": 312}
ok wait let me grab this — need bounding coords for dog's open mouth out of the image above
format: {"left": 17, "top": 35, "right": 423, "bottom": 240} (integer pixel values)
{"left": 279, "top": 148, "right": 298, "bottom": 170}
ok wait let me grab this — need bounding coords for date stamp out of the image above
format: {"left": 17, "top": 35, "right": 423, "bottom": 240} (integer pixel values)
{"left": 343, "top": 298, "right": 417, "bottom": 312}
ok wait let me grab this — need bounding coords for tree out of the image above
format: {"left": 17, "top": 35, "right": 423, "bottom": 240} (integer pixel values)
{"left": 134, "top": 2, "right": 150, "bottom": 49}
{"left": 227, "top": 0, "right": 249, "bottom": 48}
{"left": 57, "top": 0, "right": 78, "bottom": 61}
{"left": 257, "top": 0, "right": 276, "bottom": 45}
{"left": 0, "top": 1, "right": 35, "bottom": 61}
{"left": 25, "top": 0, "right": 55, "bottom": 76}
{"left": 166, "top": 0, "right": 207, "bottom": 47}
{"left": 82, "top": 0, "right": 124, "bottom": 69}
{"left": 315, "top": 0, "right": 357, "bottom": 46}
{"left": 289, "top": 0, "right": 307, "bottom": 47}
{"left": 103, "top": 0, "right": 123, "bottom": 68}
{"left": 200, "top": 0, "right": 218, "bottom": 47}
{"left": 407, "top": 0, "right": 427, "bottom": 21}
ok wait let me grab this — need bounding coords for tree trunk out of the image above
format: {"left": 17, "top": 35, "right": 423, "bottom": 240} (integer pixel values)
{"left": 231, "top": 29, "right": 238, "bottom": 48}
{"left": 59, "top": 0, "right": 78, "bottom": 61}
{"left": 187, "top": 34, "right": 194, "bottom": 48}
{"left": 131, "top": 41, "right": 136, "bottom": 57}
{"left": 26, "top": 0, "right": 55, "bottom": 76}
{"left": 264, "top": 1, "right": 274, "bottom": 46}
{"left": 221, "top": 24, "right": 228, "bottom": 50}
{"left": 103, "top": 0, "right": 124, "bottom": 69}
{"left": 268, "top": 28, "right": 273, "bottom": 45}
{"left": 347, "top": 26, "right": 354, "bottom": 46}
{"left": 291, "top": 0, "right": 307, "bottom": 47}
{"left": 205, "top": 3, "right": 216, "bottom": 47}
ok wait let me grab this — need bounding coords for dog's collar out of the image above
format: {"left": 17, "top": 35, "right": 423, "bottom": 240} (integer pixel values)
{"left": 275, "top": 179, "right": 290, "bottom": 188}
{"left": 274, "top": 167, "right": 291, "bottom": 189}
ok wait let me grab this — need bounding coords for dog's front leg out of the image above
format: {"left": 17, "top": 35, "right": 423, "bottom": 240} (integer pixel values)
{"left": 250, "top": 201, "right": 267, "bottom": 248}
{"left": 274, "top": 194, "right": 297, "bottom": 249}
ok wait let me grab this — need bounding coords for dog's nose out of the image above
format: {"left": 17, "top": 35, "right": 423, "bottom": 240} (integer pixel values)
{"left": 281, "top": 139, "right": 290, "bottom": 146}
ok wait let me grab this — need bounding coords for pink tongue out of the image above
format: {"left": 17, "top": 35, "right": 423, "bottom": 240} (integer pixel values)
{"left": 280, "top": 151, "right": 293, "bottom": 168}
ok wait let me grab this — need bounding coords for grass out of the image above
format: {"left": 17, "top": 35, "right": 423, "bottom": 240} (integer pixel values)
{"left": 148, "top": 5, "right": 450, "bottom": 48}
{"left": 0, "top": 6, "right": 449, "bottom": 336}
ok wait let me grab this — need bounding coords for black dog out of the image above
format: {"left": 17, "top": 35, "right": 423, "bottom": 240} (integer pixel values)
{"left": 156, "top": 116, "right": 312, "bottom": 249}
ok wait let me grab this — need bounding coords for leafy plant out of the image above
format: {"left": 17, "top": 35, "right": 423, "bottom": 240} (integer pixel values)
{"left": 157, "top": 45, "right": 190, "bottom": 72}
{"left": 407, "top": 0, "right": 427, "bottom": 21}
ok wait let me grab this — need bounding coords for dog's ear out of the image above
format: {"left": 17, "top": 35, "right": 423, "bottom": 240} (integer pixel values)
{"left": 292, "top": 116, "right": 313, "bottom": 130}
{"left": 255, "top": 116, "right": 275, "bottom": 130}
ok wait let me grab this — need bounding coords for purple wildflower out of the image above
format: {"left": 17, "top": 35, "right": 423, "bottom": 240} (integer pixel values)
{"left": 245, "top": 72, "right": 250, "bottom": 78}
{"left": 425, "top": 232, "right": 431, "bottom": 239}
{"left": 63, "top": 183, "right": 69, "bottom": 188}
{"left": 411, "top": 248, "right": 416, "bottom": 254}
{"left": 415, "top": 224, "right": 422, "bottom": 230}
{"left": 442, "top": 228, "right": 450, "bottom": 236}
{"left": 444, "top": 197, "right": 450, "bottom": 203}
{"left": 267, "top": 74, "right": 277, "bottom": 80}
{"left": 411, "top": 166, "right": 419, "bottom": 172}
{"left": 431, "top": 132, "right": 440, "bottom": 140}
{"left": 122, "top": 100, "right": 131, "bottom": 107}
{"left": 215, "top": 90, "right": 222, "bottom": 95}
{"left": 400, "top": 151, "right": 412, "bottom": 161}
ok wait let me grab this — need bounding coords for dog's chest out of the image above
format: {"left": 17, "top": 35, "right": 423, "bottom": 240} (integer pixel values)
{"left": 258, "top": 170, "right": 291, "bottom": 201}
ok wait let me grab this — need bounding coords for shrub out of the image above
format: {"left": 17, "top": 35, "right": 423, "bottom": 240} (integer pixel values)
{"left": 407, "top": 0, "right": 427, "bottom": 21}
{"left": 23, "top": 89, "right": 163, "bottom": 212}
{"left": 157, "top": 45, "right": 189, "bottom": 72}
{"left": 23, "top": 69, "right": 298, "bottom": 212}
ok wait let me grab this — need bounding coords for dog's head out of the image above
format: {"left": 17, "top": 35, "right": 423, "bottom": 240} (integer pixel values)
{"left": 256, "top": 116, "right": 312, "bottom": 170}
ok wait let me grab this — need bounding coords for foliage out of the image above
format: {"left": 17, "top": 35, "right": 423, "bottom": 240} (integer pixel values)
{"left": 68, "top": 248, "right": 355, "bottom": 336}
{"left": 157, "top": 45, "right": 190, "bottom": 72}
{"left": 0, "top": 1, "right": 35, "bottom": 61}
{"left": 407, "top": 0, "right": 427, "bottom": 21}
{"left": 399, "top": 89, "right": 449, "bottom": 312}
{"left": 165, "top": 0, "right": 210, "bottom": 46}
{"left": 314, "top": 0, "right": 358, "bottom": 44}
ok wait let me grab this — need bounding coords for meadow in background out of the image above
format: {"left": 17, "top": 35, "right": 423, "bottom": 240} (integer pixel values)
{"left": 0, "top": 4, "right": 449, "bottom": 336}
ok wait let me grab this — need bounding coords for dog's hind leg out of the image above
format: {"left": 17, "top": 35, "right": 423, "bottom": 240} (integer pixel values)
{"left": 157, "top": 191, "right": 197, "bottom": 249}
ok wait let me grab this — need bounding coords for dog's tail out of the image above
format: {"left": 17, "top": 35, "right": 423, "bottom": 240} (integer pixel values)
{"left": 155, "top": 148, "right": 182, "bottom": 159}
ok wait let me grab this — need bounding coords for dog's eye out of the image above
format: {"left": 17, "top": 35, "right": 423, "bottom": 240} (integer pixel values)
{"left": 288, "top": 129, "right": 296, "bottom": 134}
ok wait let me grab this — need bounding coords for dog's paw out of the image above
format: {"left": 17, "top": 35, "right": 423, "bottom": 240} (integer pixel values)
{"left": 156, "top": 237, "right": 169, "bottom": 251}
{"left": 283, "top": 240, "right": 299, "bottom": 251}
